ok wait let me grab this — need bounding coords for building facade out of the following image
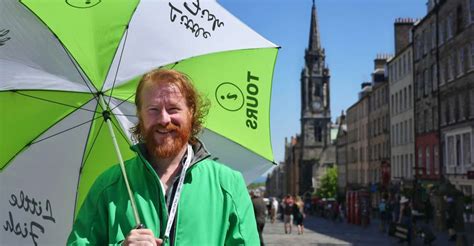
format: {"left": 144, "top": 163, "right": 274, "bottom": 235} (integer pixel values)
{"left": 335, "top": 112, "right": 348, "bottom": 197}
{"left": 413, "top": 5, "right": 441, "bottom": 182}
{"left": 347, "top": 84, "right": 371, "bottom": 188}
{"left": 388, "top": 19, "right": 416, "bottom": 184}
{"left": 299, "top": 1, "right": 333, "bottom": 195}
{"left": 368, "top": 56, "right": 391, "bottom": 191}
{"left": 437, "top": 0, "right": 474, "bottom": 196}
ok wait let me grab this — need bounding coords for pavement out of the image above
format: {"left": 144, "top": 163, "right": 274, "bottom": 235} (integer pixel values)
{"left": 261, "top": 214, "right": 468, "bottom": 246}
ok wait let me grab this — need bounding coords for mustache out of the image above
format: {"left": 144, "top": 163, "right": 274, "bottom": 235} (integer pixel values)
{"left": 152, "top": 123, "right": 179, "bottom": 132}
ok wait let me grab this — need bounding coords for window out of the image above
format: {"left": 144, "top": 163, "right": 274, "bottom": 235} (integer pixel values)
{"left": 410, "top": 154, "right": 414, "bottom": 178}
{"left": 404, "top": 54, "right": 408, "bottom": 76}
{"left": 431, "top": 22, "right": 436, "bottom": 49}
{"left": 447, "top": 13, "right": 453, "bottom": 39}
{"left": 459, "top": 47, "right": 465, "bottom": 75}
{"left": 460, "top": 94, "right": 466, "bottom": 120}
{"left": 463, "top": 133, "right": 472, "bottom": 165}
{"left": 418, "top": 147, "right": 423, "bottom": 176}
{"left": 426, "top": 146, "right": 431, "bottom": 175}
{"left": 442, "top": 101, "right": 447, "bottom": 125}
{"left": 432, "top": 64, "right": 438, "bottom": 91}
{"left": 404, "top": 120, "right": 408, "bottom": 144}
{"left": 408, "top": 50, "right": 412, "bottom": 73}
{"left": 424, "top": 69, "right": 430, "bottom": 95}
{"left": 424, "top": 109, "right": 429, "bottom": 132}
{"left": 455, "top": 96, "right": 460, "bottom": 122}
{"left": 409, "top": 118, "right": 413, "bottom": 142}
{"left": 440, "top": 62, "right": 445, "bottom": 85}
{"left": 456, "top": 5, "right": 464, "bottom": 34}
{"left": 456, "top": 135, "right": 462, "bottom": 166}
{"left": 403, "top": 87, "right": 407, "bottom": 110}
{"left": 471, "top": 0, "right": 474, "bottom": 23}
{"left": 408, "top": 85, "right": 412, "bottom": 107}
{"left": 471, "top": 42, "right": 474, "bottom": 68}
{"left": 434, "top": 145, "right": 439, "bottom": 175}
{"left": 448, "top": 55, "right": 454, "bottom": 81}
{"left": 471, "top": 90, "right": 474, "bottom": 118}
{"left": 439, "top": 19, "right": 445, "bottom": 45}
{"left": 423, "top": 30, "right": 428, "bottom": 55}
{"left": 465, "top": 92, "right": 471, "bottom": 119}
{"left": 447, "top": 136, "right": 455, "bottom": 166}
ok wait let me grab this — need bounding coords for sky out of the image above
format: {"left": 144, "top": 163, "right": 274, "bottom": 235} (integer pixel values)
{"left": 218, "top": 0, "right": 428, "bottom": 171}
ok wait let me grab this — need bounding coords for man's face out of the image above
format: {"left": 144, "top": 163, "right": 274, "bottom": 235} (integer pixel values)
{"left": 139, "top": 81, "right": 192, "bottom": 159}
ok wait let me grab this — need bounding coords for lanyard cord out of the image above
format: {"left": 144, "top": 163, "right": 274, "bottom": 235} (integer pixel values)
{"left": 163, "top": 144, "right": 193, "bottom": 240}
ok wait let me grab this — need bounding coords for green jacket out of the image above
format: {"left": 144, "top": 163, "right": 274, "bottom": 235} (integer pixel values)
{"left": 67, "top": 142, "right": 259, "bottom": 245}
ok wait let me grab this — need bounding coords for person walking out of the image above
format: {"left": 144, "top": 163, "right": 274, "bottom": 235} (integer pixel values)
{"left": 270, "top": 197, "right": 279, "bottom": 224}
{"left": 379, "top": 198, "right": 387, "bottom": 232}
{"left": 251, "top": 191, "right": 267, "bottom": 246}
{"left": 398, "top": 196, "right": 413, "bottom": 245}
{"left": 282, "top": 195, "right": 295, "bottom": 234}
{"left": 294, "top": 196, "right": 306, "bottom": 235}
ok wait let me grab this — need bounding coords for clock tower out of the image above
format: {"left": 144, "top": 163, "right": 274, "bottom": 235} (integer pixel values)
{"left": 299, "top": 0, "right": 331, "bottom": 193}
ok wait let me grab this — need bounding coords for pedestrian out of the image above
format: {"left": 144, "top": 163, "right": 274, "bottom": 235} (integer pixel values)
{"left": 270, "top": 197, "right": 279, "bottom": 223}
{"left": 338, "top": 202, "right": 345, "bottom": 222}
{"left": 67, "top": 69, "right": 259, "bottom": 245}
{"left": 445, "top": 196, "right": 456, "bottom": 242}
{"left": 378, "top": 198, "right": 387, "bottom": 232}
{"left": 398, "top": 196, "right": 413, "bottom": 244}
{"left": 282, "top": 194, "right": 295, "bottom": 234}
{"left": 294, "top": 196, "right": 306, "bottom": 235}
{"left": 251, "top": 191, "right": 267, "bottom": 246}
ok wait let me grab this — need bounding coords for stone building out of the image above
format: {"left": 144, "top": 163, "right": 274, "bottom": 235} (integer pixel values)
{"left": 413, "top": 1, "right": 441, "bottom": 182}
{"left": 335, "top": 112, "right": 348, "bottom": 197}
{"left": 437, "top": 0, "right": 474, "bottom": 198}
{"left": 299, "top": 1, "right": 333, "bottom": 195}
{"left": 265, "top": 161, "right": 286, "bottom": 198}
{"left": 368, "top": 55, "right": 391, "bottom": 186}
{"left": 347, "top": 83, "right": 371, "bottom": 188}
{"left": 388, "top": 19, "right": 416, "bottom": 184}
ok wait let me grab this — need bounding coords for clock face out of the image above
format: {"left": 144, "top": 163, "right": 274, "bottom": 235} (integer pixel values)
{"left": 312, "top": 101, "right": 321, "bottom": 110}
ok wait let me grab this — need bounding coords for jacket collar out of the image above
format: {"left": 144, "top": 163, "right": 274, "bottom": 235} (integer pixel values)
{"left": 130, "top": 139, "right": 210, "bottom": 168}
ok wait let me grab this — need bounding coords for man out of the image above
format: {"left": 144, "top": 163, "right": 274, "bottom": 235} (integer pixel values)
{"left": 282, "top": 195, "right": 295, "bottom": 234}
{"left": 67, "top": 69, "right": 259, "bottom": 245}
{"left": 270, "top": 197, "right": 279, "bottom": 223}
{"left": 251, "top": 191, "right": 266, "bottom": 246}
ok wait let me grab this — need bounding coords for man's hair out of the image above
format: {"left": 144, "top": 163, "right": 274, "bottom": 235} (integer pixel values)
{"left": 130, "top": 69, "right": 209, "bottom": 144}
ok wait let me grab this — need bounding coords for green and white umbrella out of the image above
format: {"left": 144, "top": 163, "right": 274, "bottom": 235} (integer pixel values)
{"left": 0, "top": 0, "right": 278, "bottom": 244}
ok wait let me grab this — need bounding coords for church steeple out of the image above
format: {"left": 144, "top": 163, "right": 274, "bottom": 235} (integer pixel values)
{"left": 308, "top": 0, "right": 321, "bottom": 52}
{"left": 300, "top": 0, "right": 331, "bottom": 149}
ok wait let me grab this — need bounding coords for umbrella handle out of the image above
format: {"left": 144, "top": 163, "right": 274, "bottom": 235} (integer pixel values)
{"left": 98, "top": 94, "right": 142, "bottom": 227}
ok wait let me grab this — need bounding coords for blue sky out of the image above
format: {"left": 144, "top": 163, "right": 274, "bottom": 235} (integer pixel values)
{"left": 218, "top": 0, "right": 427, "bottom": 167}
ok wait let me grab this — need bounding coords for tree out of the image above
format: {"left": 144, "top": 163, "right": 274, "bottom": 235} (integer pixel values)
{"left": 315, "top": 166, "right": 338, "bottom": 199}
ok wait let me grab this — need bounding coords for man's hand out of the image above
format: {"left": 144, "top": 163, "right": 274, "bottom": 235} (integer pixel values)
{"left": 122, "top": 229, "right": 163, "bottom": 246}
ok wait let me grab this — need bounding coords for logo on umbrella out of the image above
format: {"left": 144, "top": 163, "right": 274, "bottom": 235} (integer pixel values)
{"left": 215, "top": 82, "right": 244, "bottom": 112}
{"left": 66, "top": 0, "right": 101, "bottom": 8}
{"left": 0, "top": 29, "right": 11, "bottom": 46}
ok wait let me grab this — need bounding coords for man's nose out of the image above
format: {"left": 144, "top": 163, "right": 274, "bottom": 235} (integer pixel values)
{"left": 157, "top": 108, "right": 171, "bottom": 125}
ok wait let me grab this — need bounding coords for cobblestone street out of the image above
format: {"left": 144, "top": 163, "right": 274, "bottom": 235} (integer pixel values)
{"left": 262, "top": 215, "right": 463, "bottom": 246}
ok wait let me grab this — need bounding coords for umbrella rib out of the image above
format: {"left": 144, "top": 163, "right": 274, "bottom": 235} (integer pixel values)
{"left": 109, "top": 117, "right": 133, "bottom": 146}
{"left": 109, "top": 93, "right": 136, "bottom": 112}
{"left": 106, "top": 28, "right": 130, "bottom": 108}
{"left": 13, "top": 91, "right": 96, "bottom": 113}
{"left": 30, "top": 115, "right": 103, "bottom": 146}
{"left": 81, "top": 118, "right": 106, "bottom": 167}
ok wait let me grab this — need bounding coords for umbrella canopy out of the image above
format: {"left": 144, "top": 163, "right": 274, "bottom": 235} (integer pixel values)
{"left": 0, "top": 0, "right": 278, "bottom": 244}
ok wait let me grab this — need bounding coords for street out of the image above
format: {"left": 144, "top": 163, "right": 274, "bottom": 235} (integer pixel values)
{"left": 262, "top": 215, "right": 459, "bottom": 246}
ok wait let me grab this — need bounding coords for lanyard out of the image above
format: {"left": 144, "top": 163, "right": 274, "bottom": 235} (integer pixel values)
{"left": 163, "top": 144, "right": 193, "bottom": 240}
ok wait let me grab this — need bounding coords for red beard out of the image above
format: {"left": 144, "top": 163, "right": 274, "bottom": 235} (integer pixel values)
{"left": 143, "top": 121, "right": 191, "bottom": 159}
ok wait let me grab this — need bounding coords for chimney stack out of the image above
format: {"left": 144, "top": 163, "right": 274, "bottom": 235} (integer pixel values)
{"left": 394, "top": 18, "right": 415, "bottom": 55}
